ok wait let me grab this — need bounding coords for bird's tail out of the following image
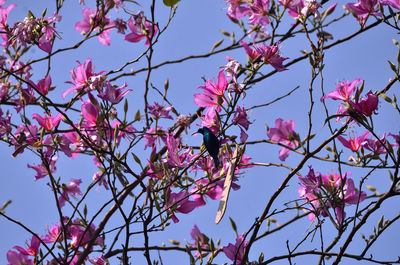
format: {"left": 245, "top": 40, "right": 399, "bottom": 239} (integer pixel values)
{"left": 213, "top": 156, "right": 219, "bottom": 169}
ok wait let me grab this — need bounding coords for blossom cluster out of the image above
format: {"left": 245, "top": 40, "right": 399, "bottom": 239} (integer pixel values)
{"left": 298, "top": 166, "right": 366, "bottom": 223}
{"left": 7, "top": 218, "right": 105, "bottom": 265}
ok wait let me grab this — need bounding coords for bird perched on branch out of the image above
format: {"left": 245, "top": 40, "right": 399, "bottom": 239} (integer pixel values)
{"left": 196, "top": 126, "right": 220, "bottom": 169}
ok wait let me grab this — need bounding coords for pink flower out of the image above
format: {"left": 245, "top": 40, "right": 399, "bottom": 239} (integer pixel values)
{"left": 144, "top": 126, "right": 166, "bottom": 149}
{"left": 13, "top": 234, "right": 40, "bottom": 257}
{"left": 240, "top": 40, "right": 260, "bottom": 61}
{"left": 98, "top": 82, "right": 131, "bottom": 104}
{"left": 81, "top": 99, "right": 99, "bottom": 127}
{"left": 27, "top": 156, "right": 58, "bottom": 181}
{"left": 58, "top": 178, "right": 83, "bottom": 208}
{"left": 190, "top": 225, "right": 208, "bottom": 257}
{"left": 165, "top": 134, "right": 194, "bottom": 168}
{"left": 191, "top": 178, "right": 240, "bottom": 207}
{"left": 11, "top": 124, "right": 39, "bottom": 155}
{"left": 194, "top": 70, "right": 227, "bottom": 110}
{"left": 200, "top": 107, "right": 220, "bottom": 134}
{"left": 75, "top": 7, "right": 114, "bottom": 46}
{"left": 222, "top": 235, "right": 248, "bottom": 265}
{"left": 33, "top": 75, "right": 52, "bottom": 95}
{"left": 232, "top": 105, "right": 251, "bottom": 130}
{"left": 350, "top": 91, "right": 379, "bottom": 116}
{"left": 298, "top": 166, "right": 321, "bottom": 197}
{"left": 301, "top": 0, "right": 322, "bottom": 17}
{"left": 93, "top": 171, "right": 109, "bottom": 190}
{"left": 6, "top": 250, "right": 33, "bottom": 265}
{"left": 346, "top": 0, "right": 380, "bottom": 17}
{"left": 321, "top": 78, "right": 362, "bottom": 102}
{"left": 0, "top": 2, "right": 15, "bottom": 29}
{"left": 0, "top": 108, "right": 11, "bottom": 137}
{"left": 267, "top": 118, "right": 298, "bottom": 161}
{"left": 32, "top": 112, "right": 63, "bottom": 131}
{"left": 43, "top": 222, "right": 62, "bottom": 243}
{"left": 11, "top": 15, "right": 58, "bottom": 53}
{"left": 254, "top": 42, "right": 288, "bottom": 71}
{"left": 248, "top": 0, "right": 270, "bottom": 25}
{"left": 166, "top": 190, "right": 199, "bottom": 223}
{"left": 124, "top": 12, "right": 158, "bottom": 46}
{"left": 147, "top": 102, "right": 173, "bottom": 120}
{"left": 384, "top": 0, "right": 400, "bottom": 9}
{"left": 389, "top": 132, "right": 400, "bottom": 147}
{"left": 63, "top": 58, "right": 104, "bottom": 98}
{"left": 337, "top": 131, "right": 369, "bottom": 151}
{"left": 278, "top": 0, "right": 303, "bottom": 12}
{"left": 364, "top": 135, "right": 387, "bottom": 154}
{"left": 0, "top": 82, "right": 8, "bottom": 101}
{"left": 226, "top": 0, "right": 250, "bottom": 21}
{"left": 88, "top": 255, "right": 108, "bottom": 265}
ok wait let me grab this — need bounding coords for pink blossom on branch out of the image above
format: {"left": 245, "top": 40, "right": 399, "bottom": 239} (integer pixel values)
{"left": 190, "top": 224, "right": 208, "bottom": 257}
{"left": 13, "top": 234, "right": 40, "bottom": 257}
{"left": 193, "top": 70, "right": 228, "bottom": 110}
{"left": 58, "top": 178, "right": 83, "bottom": 208}
{"left": 33, "top": 75, "right": 52, "bottom": 95}
{"left": 81, "top": 99, "right": 99, "bottom": 127}
{"left": 364, "top": 135, "right": 387, "bottom": 155}
{"left": 222, "top": 234, "right": 248, "bottom": 265}
{"left": 345, "top": 0, "right": 380, "bottom": 17}
{"left": 75, "top": 7, "right": 114, "bottom": 46}
{"left": 124, "top": 12, "right": 158, "bottom": 46}
{"left": 232, "top": 105, "right": 252, "bottom": 130}
{"left": 337, "top": 131, "right": 369, "bottom": 152}
{"left": 27, "top": 156, "right": 58, "bottom": 181}
{"left": 267, "top": 118, "right": 298, "bottom": 161}
{"left": 42, "top": 222, "right": 63, "bottom": 243}
{"left": 64, "top": 58, "right": 105, "bottom": 98}
{"left": 98, "top": 81, "right": 131, "bottom": 104}
{"left": 248, "top": 0, "right": 271, "bottom": 25}
{"left": 6, "top": 250, "right": 33, "bottom": 265}
{"left": 350, "top": 91, "right": 379, "bottom": 116}
{"left": 0, "top": 2, "right": 15, "bottom": 29}
{"left": 383, "top": 0, "right": 400, "bottom": 9}
{"left": 147, "top": 102, "right": 173, "bottom": 120}
{"left": 166, "top": 190, "right": 199, "bottom": 223}
{"left": 32, "top": 112, "right": 63, "bottom": 131}
{"left": 321, "top": 78, "right": 362, "bottom": 102}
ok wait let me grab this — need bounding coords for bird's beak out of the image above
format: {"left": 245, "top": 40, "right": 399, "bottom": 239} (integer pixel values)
{"left": 191, "top": 131, "right": 197, "bottom": 136}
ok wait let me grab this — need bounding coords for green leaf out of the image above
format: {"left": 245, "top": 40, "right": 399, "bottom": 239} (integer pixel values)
{"left": 380, "top": 93, "right": 393, "bottom": 103}
{"left": 229, "top": 217, "right": 238, "bottom": 236}
{"left": 163, "top": 0, "right": 181, "bottom": 7}
{"left": 210, "top": 39, "right": 224, "bottom": 52}
{"left": 388, "top": 60, "right": 397, "bottom": 73}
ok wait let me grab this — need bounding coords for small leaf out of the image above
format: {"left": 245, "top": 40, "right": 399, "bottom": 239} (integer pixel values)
{"left": 380, "top": 93, "right": 393, "bottom": 103}
{"left": 124, "top": 98, "right": 128, "bottom": 114}
{"left": 258, "top": 252, "right": 265, "bottom": 263}
{"left": 229, "top": 217, "right": 238, "bottom": 236}
{"left": 220, "top": 30, "right": 230, "bottom": 37}
{"left": 131, "top": 152, "right": 142, "bottom": 167}
{"left": 134, "top": 109, "right": 141, "bottom": 122}
{"left": 168, "top": 240, "right": 181, "bottom": 246}
{"left": 377, "top": 215, "right": 384, "bottom": 229}
{"left": 0, "top": 200, "right": 12, "bottom": 213}
{"left": 163, "top": 0, "right": 180, "bottom": 7}
{"left": 41, "top": 8, "right": 47, "bottom": 18}
{"left": 388, "top": 60, "right": 397, "bottom": 73}
{"left": 211, "top": 39, "right": 224, "bottom": 53}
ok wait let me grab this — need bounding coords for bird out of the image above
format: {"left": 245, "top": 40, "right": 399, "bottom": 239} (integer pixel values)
{"left": 196, "top": 126, "right": 220, "bottom": 169}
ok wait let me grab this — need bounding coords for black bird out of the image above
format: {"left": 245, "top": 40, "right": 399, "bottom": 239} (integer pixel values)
{"left": 196, "top": 126, "right": 220, "bottom": 169}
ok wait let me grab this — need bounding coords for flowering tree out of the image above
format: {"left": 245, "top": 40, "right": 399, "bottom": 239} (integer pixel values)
{"left": 0, "top": 0, "right": 399, "bottom": 264}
